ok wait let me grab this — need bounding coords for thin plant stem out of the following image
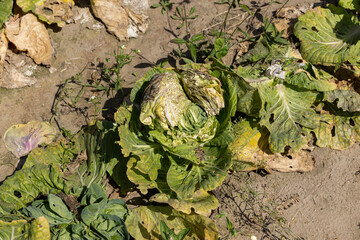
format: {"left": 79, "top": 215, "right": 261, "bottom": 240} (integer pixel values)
{"left": 219, "top": 0, "right": 236, "bottom": 36}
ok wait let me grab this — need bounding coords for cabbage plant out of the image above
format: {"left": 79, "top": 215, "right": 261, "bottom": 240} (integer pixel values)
{"left": 232, "top": 26, "right": 360, "bottom": 160}
{"left": 115, "top": 63, "right": 236, "bottom": 213}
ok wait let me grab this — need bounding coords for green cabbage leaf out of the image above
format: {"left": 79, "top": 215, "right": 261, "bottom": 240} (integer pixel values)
{"left": 0, "top": 216, "right": 50, "bottom": 240}
{"left": 0, "top": 0, "right": 13, "bottom": 27}
{"left": 339, "top": 0, "right": 360, "bottom": 10}
{"left": 294, "top": 5, "right": 360, "bottom": 67}
{"left": 125, "top": 206, "right": 219, "bottom": 240}
{"left": 21, "top": 183, "right": 130, "bottom": 240}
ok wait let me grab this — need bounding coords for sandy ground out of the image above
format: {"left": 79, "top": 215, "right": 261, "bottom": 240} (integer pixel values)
{"left": 0, "top": 0, "right": 359, "bottom": 239}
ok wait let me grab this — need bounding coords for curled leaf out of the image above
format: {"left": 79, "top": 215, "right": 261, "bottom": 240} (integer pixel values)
{"left": 312, "top": 113, "right": 360, "bottom": 150}
{"left": 339, "top": 0, "right": 360, "bottom": 10}
{"left": 5, "top": 14, "right": 53, "bottom": 65}
{"left": 181, "top": 69, "right": 225, "bottom": 116}
{"left": 3, "top": 121, "right": 57, "bottom": 158}
{"left": 294, "top": 5, "right": 360, "bottom": 66}
{"left": 90, "top": 0, "right": 148, "bottom": 41}
{"left": 257, "top": 80, "right": 318, "bottom": 153}
{"left": 150, "top": 190, "right": 219, "bottom": 216}
{"left": 324, "top": 90, "right": 360, "bottom": 112}
{"left": 0, "top": 67, "right": 37, "bottom": 89}
{"left": 125, "top": 206, "right": 219, "bottom": 240}
{"left": 230, "top": 119, "right": 314, "bottom": 172}
{"left": 0, "top": 217, "right": 50, "bottom": 240}
{"left": 16, "top": 0, "right": 74, "bottom": 27}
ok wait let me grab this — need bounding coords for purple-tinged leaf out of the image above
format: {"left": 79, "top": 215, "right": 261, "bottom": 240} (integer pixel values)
{"left": 3, "top": 121, "right": 57, "bottom": 158}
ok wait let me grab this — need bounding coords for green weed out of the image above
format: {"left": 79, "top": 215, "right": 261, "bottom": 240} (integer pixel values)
{"left": 50, "top": 46, "right": 133, "bottom": 136}
{"left": 151, "top": 0, "right": 174, "bottom": 15}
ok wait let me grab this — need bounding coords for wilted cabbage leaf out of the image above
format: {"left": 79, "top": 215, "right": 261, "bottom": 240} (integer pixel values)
{"left": 0, "top": 216, "right": 50, "bottom": 240}
{"left": 126, "top": 157, "right": 158, "bottom": 194}
{"left": 230, "top": 118, "right": 314, "bottom": 172}
{"left": 324, "top": 89, "right": 360, "bottom": 112}
{"left": 257, "top": 80, "right": 318, "bottom": 153}
{"left": 0, "top": 164, "right": 66, "bottom": 213}
{"left": 285, "top": 63, "right": 337, "bottom": 92}
{"left": 125, "top": 155, "right": 171, "bottom": 195}
{"left": 24, "top": 133, "right": 83, "bottom": 170}
{"left": 150, "top": 190, "right": 219, "bottom": 216}
{"left": 90, "top": 0, "right": 148, "bottom": 41}
{"left": 339, "top": 0, "right": 360, "bottom": 10}
{"left": 307, "top": 87, "right": 360, "bottom": 150}
{"left": 167, "top": 147, "right": 231, "bottom": 200}
{"left": 125, "top": 206, "right": 219, "bottom": 240}
{"left": 5, "top": 14, "right": 53, "bottom": 65}
{"left": 116, "top": 105, "right": 164, "bottom": 181}
{"left": 181, "top": 69, "right": 225, "bottom": 116}
{"left": 3, "top": 121, "right": 57, "bottom": 158}
{"left": 16, "top": 0, "right": 74, "bottom": 27}
{"left": 312, "top": 112, "right": 360, "bottom": 150}
{"left": 0, "top": 219, "right": 29, "bottom": 240}
{"left": 248, "top": 76, "right": 360, "bottom": 152}
{"left": 235, "top": 31, "right": 360, "bottom": 153}
{"left": 294, "top": 5, "right": 360, "bottom": 67}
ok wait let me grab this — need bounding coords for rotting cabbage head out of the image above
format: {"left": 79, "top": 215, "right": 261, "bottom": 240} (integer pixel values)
{"left": 181, "top": 69, "right": 225, "bottom": 116}
{"left": 139, "top": 70, "right": 224, "bottom": 146}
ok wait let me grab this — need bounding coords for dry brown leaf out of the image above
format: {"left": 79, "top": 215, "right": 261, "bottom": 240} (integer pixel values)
{"left": 273, "top": 18, "right": 293, "bottom": 38}
{"left": 0, "top": 67, "right": 36, "bottom": 88}
{"left": 233, "top": 148, "right": 315, "bottom": 173}
{"left": 267, "top": 151, "right": 315, "bottom": 173}
{"left": 276, "top": 6, "right": 303, "bottom": 19}
{"left": 90, "top": 0, "right": 148, "bottom": 41}
{"left": 121, "top": 0, "right": 149, "bottom": 14}
{"left": 5, "top": 14, "right": 53, "bottom": 65}
{"left": 16, "top": 0, "right": 74, "bottom": 27}
{"left": 276, "top": 4, "right": 314, "bottom": 19}
{"left": 273, "top": 4, "right": 315, "bottom": 38}
{"left": 37, "top": 0, "right": 74, "bottom": 26}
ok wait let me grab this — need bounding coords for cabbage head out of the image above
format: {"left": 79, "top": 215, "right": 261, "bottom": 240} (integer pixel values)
{"left": 139, "top": 70, "right": 222, "bottom": 146}
{"left": 115, "top": 63, "right": 236, "bottom": 208}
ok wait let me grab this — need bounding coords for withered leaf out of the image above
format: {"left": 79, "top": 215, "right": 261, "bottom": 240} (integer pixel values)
{"left": 5, "top": 14, "right": 53, "bottom": 65}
